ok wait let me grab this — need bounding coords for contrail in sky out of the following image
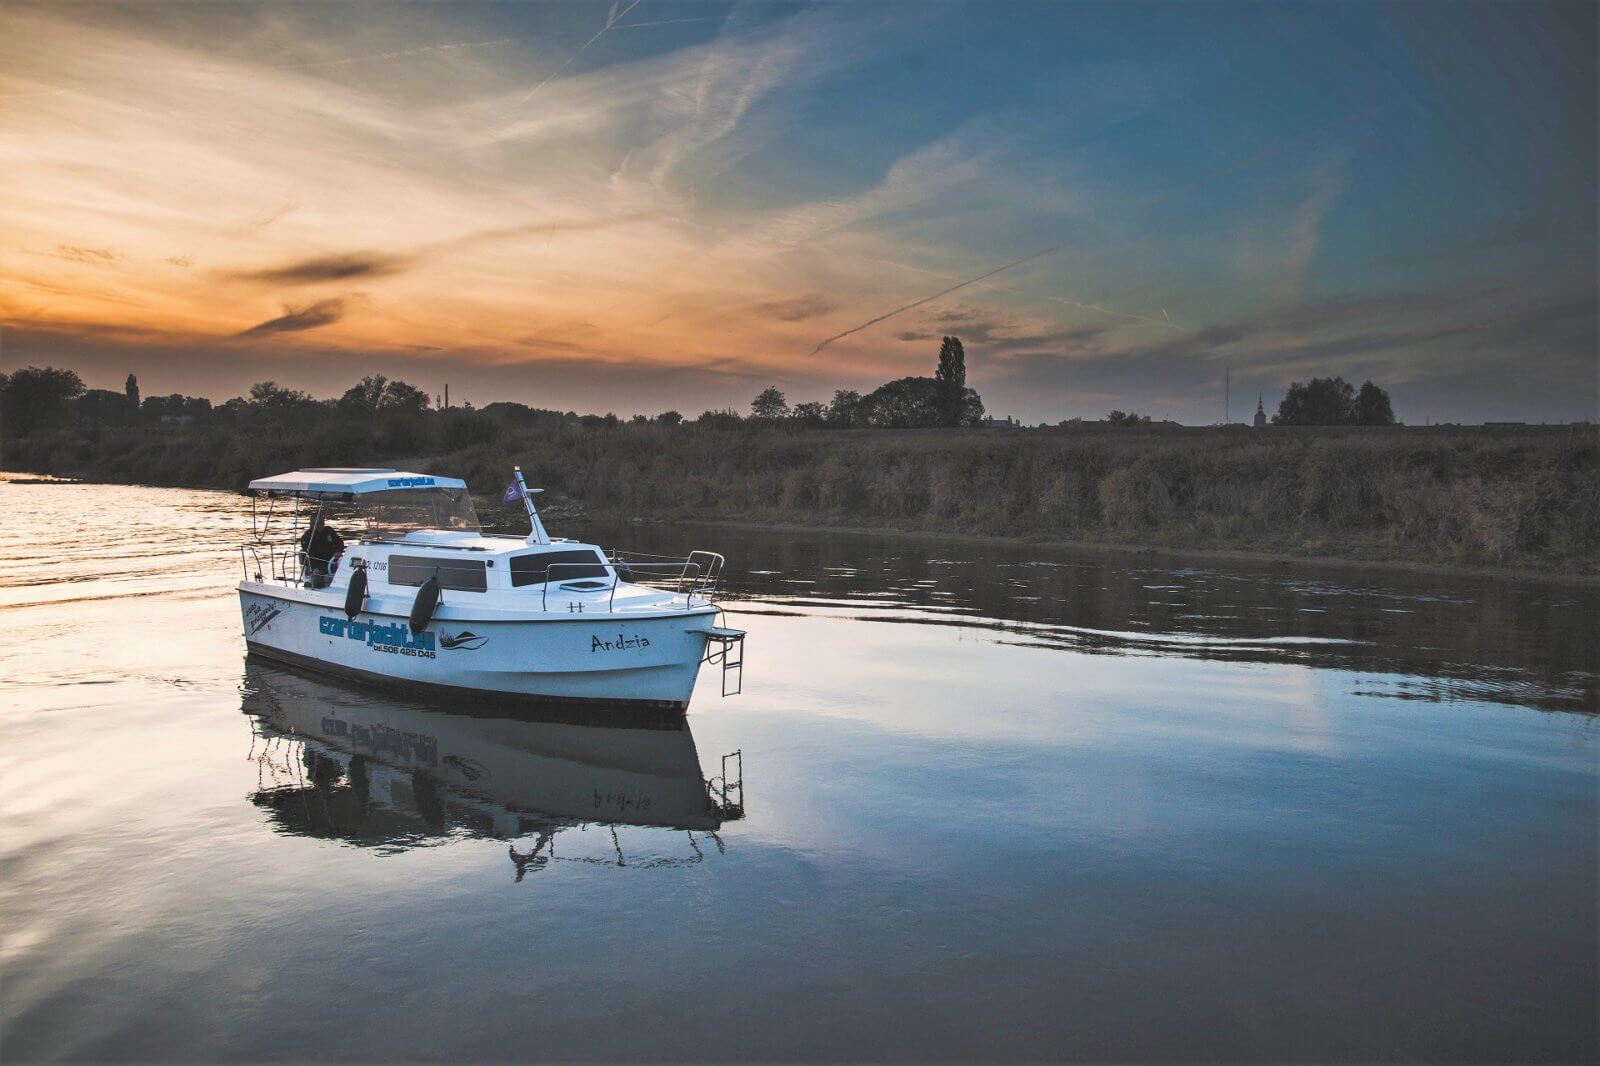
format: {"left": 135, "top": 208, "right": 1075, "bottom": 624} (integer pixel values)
{"left": 1048, "top": 295, "right": 1183, "bottom": 331}
{"left": 809, "top": 242, "right": 1073, "bottom": 356}
{"left": 867, "top": 256, "right": 1184, "bottom": 332}
{"left": 510, "top": 0, "right": 644, "bottom": 110}
{"left": 808, "top": 111, "right": 1359, "bottom": 356}
{"left": 614, "top": 18, "right": 709, "bottom": 29}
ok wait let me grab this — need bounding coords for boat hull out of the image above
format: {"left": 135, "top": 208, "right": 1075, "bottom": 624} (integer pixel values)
{"left": 239, "top": 584, "right": 718, "bottom": 710}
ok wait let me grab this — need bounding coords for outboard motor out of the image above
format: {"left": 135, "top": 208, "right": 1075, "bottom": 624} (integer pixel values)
{"left": 409, "top": 576, "right": 440, "bottom": 635}
{"left": 343, "top": 567, "right": 367, "bottom": 620}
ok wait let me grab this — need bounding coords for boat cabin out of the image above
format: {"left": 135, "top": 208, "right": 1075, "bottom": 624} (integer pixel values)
{"left": 240, "top": 467, "right": 719, "bottom": 614}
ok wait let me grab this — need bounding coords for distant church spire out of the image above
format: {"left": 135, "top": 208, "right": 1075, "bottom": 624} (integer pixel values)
{"left": 1253, "top": 394, "right": 1266, "bottom": 428}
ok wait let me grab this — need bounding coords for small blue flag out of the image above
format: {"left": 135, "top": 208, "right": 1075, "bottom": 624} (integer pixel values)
{"left": 502, "top": 479, "right": 522, "bottom": 505}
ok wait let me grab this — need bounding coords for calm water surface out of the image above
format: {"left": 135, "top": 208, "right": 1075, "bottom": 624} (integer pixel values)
{"left": 1, "top": 478, "right": 1595, "bottom": 1062}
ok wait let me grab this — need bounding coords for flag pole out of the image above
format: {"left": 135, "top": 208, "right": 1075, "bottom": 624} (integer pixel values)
{"left": 514, "top": 466, "right": 551, "bottom": 545}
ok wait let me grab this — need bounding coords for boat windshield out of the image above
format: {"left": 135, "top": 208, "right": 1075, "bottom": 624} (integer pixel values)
{"left": 346, "top": 487, "right": 481, "bottom": 538}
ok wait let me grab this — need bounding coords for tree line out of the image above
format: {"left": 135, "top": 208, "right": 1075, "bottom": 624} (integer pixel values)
{"left": 0, "top": 336, "right": 990, "bottom": 440}
{"left": 744, "top": 336, "right": 985, "bottom": 428}
{"left": 1273, "top": 377, "right": 1395, "bottom": 426}
{"left": 2, "top": 341, "right": 1401, "bottom": 444}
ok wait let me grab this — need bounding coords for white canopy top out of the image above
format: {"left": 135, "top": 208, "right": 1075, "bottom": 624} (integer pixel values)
{"left": 248, "top": 468, "right": 469, "bottom": 497}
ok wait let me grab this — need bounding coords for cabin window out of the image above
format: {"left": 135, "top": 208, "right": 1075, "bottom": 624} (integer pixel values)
{"left": 387, "top": 554, "right": 488, "bottom": 592}
{"left": 354, "top": 488, "right": 481, "bottom": 536}
{"left": 510, "top": 549, "right": 609, "bottom": 587}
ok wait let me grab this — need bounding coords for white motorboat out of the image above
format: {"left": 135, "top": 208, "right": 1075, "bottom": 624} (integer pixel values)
{"left": 237, "top": 467, "right": 744, "bottom": 711}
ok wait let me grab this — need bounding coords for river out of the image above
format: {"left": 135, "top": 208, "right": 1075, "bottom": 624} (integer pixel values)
{"left": 0, "top": 476, "right": 1594, "bottom": 1061}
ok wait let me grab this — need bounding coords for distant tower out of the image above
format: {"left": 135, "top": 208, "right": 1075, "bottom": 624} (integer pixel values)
{"left": 1253, "top": 394, "right": 1266, "bottom": 428}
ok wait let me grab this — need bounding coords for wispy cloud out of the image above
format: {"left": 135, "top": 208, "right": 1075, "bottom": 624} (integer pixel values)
{"left": 293, "top": 38, "right": 515, "bottom": 69}
{"left": 231, "top": 252, "right": 407, "bottom": 285}
{"left": 1274, "top": 160, "right": 1347, "bottom": 308}
{"left": 223, "top": 214, "right": 659, "bottom": 287}
{"left": 980, "top": 282, "right": 1596, "bottom": 422}
{"left": 238, "top": 298, "right": 346, "bottom": 335}
{"left": 0, "top": 1, "right": 1591, "bottom": 424}
{"left": 897, "top": 310, "right": 1107, "bottom": 354}
{"left": 56, "top": 245, "right": 116, "bottom": 263}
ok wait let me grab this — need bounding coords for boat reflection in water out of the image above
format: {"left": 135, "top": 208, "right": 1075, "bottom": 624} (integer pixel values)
{"left": 240, "top": 661, "right": 744, "bottom": 879}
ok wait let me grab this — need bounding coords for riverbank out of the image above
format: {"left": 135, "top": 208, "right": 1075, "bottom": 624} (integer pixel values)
{"left": 663, "top": 515, "right": 1600, "bottom": 586}
{"left": 5, "top": 419, "right": 1596, "bottom": 574}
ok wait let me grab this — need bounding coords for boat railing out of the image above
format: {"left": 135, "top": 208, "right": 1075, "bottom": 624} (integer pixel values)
{"left": 616, "top": 550, "right": 724, "bottom": 607}
{"left": 539, "top": 552, "right": 725, "bottom": 613}
{"left": 239, "top": 540, "right": 307, "bottom": 587}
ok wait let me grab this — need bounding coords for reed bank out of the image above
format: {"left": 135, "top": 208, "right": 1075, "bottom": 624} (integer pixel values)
{"left": 6, "top": 409, "right": 1596, "bottom": 574}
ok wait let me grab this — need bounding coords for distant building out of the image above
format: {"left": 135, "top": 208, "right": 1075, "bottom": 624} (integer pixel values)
{"left": 1253, "top": 395, "right": 1266, "bottom": 428}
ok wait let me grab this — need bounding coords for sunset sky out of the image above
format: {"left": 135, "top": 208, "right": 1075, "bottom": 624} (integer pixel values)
{"left": 1, "top": 1, "right": 1594, "bottom": 423}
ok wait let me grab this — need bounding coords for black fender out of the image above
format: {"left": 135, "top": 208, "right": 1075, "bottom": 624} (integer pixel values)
{"left": 409, "top": 576, "right": 440, "bottom": 635}
{"left": 343, "top": 567, "right": 368, "bottom": 620}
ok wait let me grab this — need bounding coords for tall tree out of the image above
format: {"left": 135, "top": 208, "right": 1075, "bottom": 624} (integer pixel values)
{"left": 933, "top": 336, "right": 967, "bottom": 427}
{"left": 124, "top": 373, "right": 139, "bottom": 411}
{"left": 750, "top": 386, "right": 789, "bottom": 420}
{"left": 1353, "top": 380, "right": 1396, "bottom": 425}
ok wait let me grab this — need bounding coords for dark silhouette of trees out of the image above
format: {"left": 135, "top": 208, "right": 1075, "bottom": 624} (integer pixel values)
{"left": 750, "top": 386, "right": 789, "bottom": 420}
{"left": 1, "top": 366, "right": 85, "bottom": 436}
{"left": 124, "top": 373, "right": 139, "bottom": 411}
{"left": 248, "top": 381, "right": 314, "bottom": 410}
{"left": 1354, "top": 381, "right": 1396, "bottom": 425}
{"left": 850, "top": 337, "right": 985, "bottom": 428}
{"left": 6, "top": 339, "right": 997, "bottom": 449}
{"left": 826, "top": 389, "right": 861, "bottom": 427}
{"left": 934, "top": 336, "right": 967, "bottom": 427}
{"left": 338, "top": 374, "right": 388, "bottom": 413}
{"left": 1106, "top": 410, "right": 1151, "bottom": 426}
{"left": 437, "top": 407, "right": 499, "bottom": 450}
{"left": 77, "top": 389, "right": 133, "bottom": 423}
{"left": 955, "top": 387, "right": 985, "bottom": 426}
{"left": 696, "top": 408, "right": 743, "bottom": 429}
{"left": 337, "top": 375, "right": 430, "bottom": 415}
{"left": 383, "top": 380, "right": 431, "bottom": 414}
{"left": 143, "top": 394, "right": 211, "bottom": 419}
{"left": 1274, "top": 377, "right": 1396, "bottom": 426}
{"left": 857, "top": 377, "right": 940, "bottom": 428}
{"left": 1275, "top": 377, "right": 1354, "bottom": 425}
